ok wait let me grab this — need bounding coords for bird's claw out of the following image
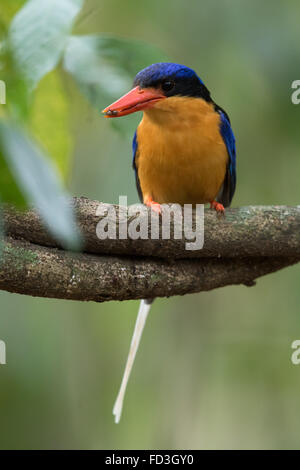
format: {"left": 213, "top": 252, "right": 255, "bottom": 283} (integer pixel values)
{"left": 144, "top": 197, "right": 162, "bottom": 215}
{"left": 210, "top": 200, "right": 225, "bottom": 216}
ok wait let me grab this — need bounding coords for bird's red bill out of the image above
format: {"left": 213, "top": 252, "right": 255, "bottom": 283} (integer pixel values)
{"left": 102, "top": 86, "right": 166, "bottom": 117}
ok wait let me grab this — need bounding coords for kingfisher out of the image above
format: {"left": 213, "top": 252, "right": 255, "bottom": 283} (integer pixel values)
{"left": 103, "top": 62, "right": 236, "bottom": 423}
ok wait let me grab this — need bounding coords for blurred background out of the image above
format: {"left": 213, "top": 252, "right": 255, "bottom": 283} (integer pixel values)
{"left": 0, "top": 0, "right": 300, "bottom": 449}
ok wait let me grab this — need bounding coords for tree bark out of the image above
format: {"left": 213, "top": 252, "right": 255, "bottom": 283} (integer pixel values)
{"left": 3, "top": 197, "right": 300, "bottom": 258}
{"left": 0, "top": 198, "right": 299, "bottom": 302}
{"left": 0, "top": 236, "right": 298, "bottom": 302}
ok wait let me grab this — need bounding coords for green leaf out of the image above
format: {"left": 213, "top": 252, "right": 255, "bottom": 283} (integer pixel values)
{"left": 0, "top": 43, "right": 31, "bottom": 122}
{"left": 63, "top": 34, "right": 168, "bottom": 135}
{"left": 29, "top": 70, "right": 72, "bottom": 180}
{"left": 0, "top": 204, "right": 3, "bottom": 257}
{"left": 0, "top": 148, "right": 25, "bottom": 207}
{"left": 1, "top": 40, "right": 72, "bottom": 181}
{"left": 9, "top": 0, "right": 83, "bottom": 88}
{"left": 0, "top": 1, "right": 26, "bottom": 26}
{"left": 0, "top": 199, "right": 4, "bottom": 258}
{"left": 64, "top": 34, "right": 168, "bottom": 103}
{"left": 0, "top": 8, "right": 31, "bottom": 122}
{"left": 0, "top": 120, "right": 81, "bottom": 249}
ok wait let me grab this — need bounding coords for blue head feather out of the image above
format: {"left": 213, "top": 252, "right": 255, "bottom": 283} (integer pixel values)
{"left": 133, "top": 63, "right": 209, "bottom": 99}
{"left": 134, "top": 63, "right": 204, "bottom": 86}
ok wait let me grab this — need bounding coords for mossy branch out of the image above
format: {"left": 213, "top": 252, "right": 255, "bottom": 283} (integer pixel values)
{"left": 0, "top": 197, "right": 299, "bottom": 302}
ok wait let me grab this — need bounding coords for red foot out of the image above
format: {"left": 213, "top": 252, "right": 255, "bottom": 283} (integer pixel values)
{"left": 144, "top": 196, "right": 162, "bottom": 215}
{"left": 210, "top": 200, "right": 225, "bottom": 215}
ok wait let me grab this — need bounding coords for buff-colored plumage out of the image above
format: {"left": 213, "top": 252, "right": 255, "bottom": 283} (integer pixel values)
{"left": 135, "top": 96, "right": 228, "bottom": 205}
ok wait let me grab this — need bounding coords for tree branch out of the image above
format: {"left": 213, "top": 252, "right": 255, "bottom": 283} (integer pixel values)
{"left": 0, "top": 198, "right": 299, "bottom": 302}
{"left": 3, "top": 197, "right": 300, "bottom": 258}
{"left": 0, "top": 236, "right": 298, "bottom": 302}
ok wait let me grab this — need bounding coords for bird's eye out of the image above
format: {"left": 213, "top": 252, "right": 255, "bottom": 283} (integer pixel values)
{"left": 161, "top": 80, "right": 175, "bottom": 92}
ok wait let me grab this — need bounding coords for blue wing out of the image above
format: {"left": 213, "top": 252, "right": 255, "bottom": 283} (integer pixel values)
{"left": 218, "top": 111, "right": 236, "bottom": 207}
{"left": 132, "top": 130, "right": 143, "bottom": 202}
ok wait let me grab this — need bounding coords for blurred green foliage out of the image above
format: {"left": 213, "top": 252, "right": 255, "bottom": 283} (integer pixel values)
{"left": 29, "top": 71, "right": 72, "bottom": 179}
{"left": 0, "top": 0, "right": 84, "bottom": 247}
{"left": 0, "top": 0, "right": 166, "bottom": 245}
{"left": 63, "top": 34, "right": 168, "bottom": 135}
{"left": 0, "top": 0, "right": 300, "bottom": 450}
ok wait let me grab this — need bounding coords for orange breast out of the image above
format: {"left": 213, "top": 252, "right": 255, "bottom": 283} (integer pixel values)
{"left": 135, "top": 96, "right": 228, "bottom": 205}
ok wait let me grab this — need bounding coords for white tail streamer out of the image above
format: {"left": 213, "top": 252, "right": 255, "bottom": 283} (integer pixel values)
{"left": 113, "top": 299, "right": 152, "bottom": 423}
